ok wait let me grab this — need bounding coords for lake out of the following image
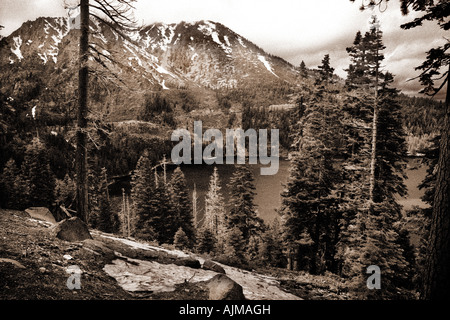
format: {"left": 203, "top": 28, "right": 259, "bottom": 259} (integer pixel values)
{"left": 110, "top": 157, "right": 429, "bottom": 226}
{"left": 178, "top": 157, "right": 429, "bottom": 225}
{"left": 179, "top": 160, "right": 290, "bottom": 224}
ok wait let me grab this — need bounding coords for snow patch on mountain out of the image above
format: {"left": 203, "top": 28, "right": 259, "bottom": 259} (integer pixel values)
{"left": 224, "top": 35, "right": 231, "bottom": 47}
{"left": 11, "top": 36, "right": 24, "bottom": 61}
{"left": 38, "top": 52, "right": 48, "bottom": 64}
{"left": 161, "top": 80, "right": 169, "bottom": 90}
{"left": 198, "top": 20, "right": 232, "bottom": 55}
{"left": 238, "top": 37, "right": 247, "bottom": 48}
{"left": 155, "top": 64, "right": 176, "bottom": 79}
{"left": 157, "top": 24, "right": 176, "bottom": 51}
{"left": 258, "top": 55, "right": 278, "bottom": 78}
{"left": 39, "top": 18, "right": 70, "bottom": 64}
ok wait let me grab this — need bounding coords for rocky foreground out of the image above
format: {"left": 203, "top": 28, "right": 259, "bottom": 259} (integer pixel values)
{"left": 0, "top": 209, "right": 346, "bottom": 300}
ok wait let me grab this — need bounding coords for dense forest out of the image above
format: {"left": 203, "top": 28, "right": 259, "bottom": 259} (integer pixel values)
{"left": 0, "top": 7, "right": 446, "bottom": 300}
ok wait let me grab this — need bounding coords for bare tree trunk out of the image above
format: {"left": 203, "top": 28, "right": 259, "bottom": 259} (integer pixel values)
{"left": 368, "top": 46, "right": 379, "bottom": 205}
{"left": 368, "top": 99, "right": 378, "bottom": 203}
{"left": 193, "top": 183, "right": 197, "bottom": 228}
{"left": 76, "top": 0, "right": 89, "bottom": 223}
{"left": 423, "top": 66, "right": 450, "bottom": 300}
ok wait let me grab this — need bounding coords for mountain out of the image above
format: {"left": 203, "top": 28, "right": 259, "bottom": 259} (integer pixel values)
{"left": 0, "top": 17, "right": 301, "bottom": 121}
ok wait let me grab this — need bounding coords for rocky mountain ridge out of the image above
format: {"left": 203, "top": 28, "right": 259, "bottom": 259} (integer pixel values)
{"left": 2, "top": 17, "right": 300, "bottom": 91}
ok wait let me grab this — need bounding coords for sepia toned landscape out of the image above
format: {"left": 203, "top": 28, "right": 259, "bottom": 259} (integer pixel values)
{"left": 0, "top": 0, "right": 448, "bottom": 305}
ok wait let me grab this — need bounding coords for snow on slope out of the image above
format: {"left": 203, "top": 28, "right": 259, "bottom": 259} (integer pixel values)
{"left": 99, "top": 233, "right": 300, "bottom": 300}
{"left": 4, "top": 18, "right": 297, "bottom": 90}
{"left": 11, "top": 36, "right": 24, "bottom": 61}
{"left": 198, "top": 20, "right": 232, "bottom": 55}
{"left": 258, "top": 55, "right": 278, "bottom": 78}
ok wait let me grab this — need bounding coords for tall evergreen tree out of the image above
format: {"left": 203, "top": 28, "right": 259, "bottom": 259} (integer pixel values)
{"left": 280, "top": 87, "right": 343, "bottom": 274}
{"left": 338, "top": 17, "right": 412, "bottom": 298}
{"left": 299, "top": 60, "right": 308, "bottom": 78}
{"left": 75, "top": 0, "right": 137, "bottom": 223}
{"left": 151, "top": 181, "right": 176, "bottom": 244}
{"left": 204, "top": 167, "right": 227, "bottom": 250}
{"left": 227, "top": 165, "right": 264, "bottom": 240}
{"left": 258, "top": 219, "right": 285, "bottom": 268}
{"left": 317, "top": 54, "right": 335, "bottom": 85}
{"left": 97, "top": 167, "right": 119, "bottom": 233}
{"left": 352, "top": 0, "right": 449, "bottom": 299}
{"left": 130, "top": 150, "right": 155, "bottom": 239}
{"left": 169, "top": 167, "right": 195, "bottom": 247}
{"left": 21, "top": 138, "right": 55, "bottom": 208}
{"left": 1, "top": 158, "right": 28, "bottom": 210}
{"left": 196, "top": 228, "right": 217, "bottom": 254}
{"left": 345, "top": 30, "right": 372, "bottom": 90}
{"left": 223, "top": 227, "right": 247, "bottom": 266}
{"left": 173, "top": 227, "right": 190, "bottom": 250}
{"left": 374, "top": 72, "right": 408, "bottom": 202}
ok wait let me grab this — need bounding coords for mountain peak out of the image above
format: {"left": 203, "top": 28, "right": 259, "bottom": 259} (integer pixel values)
{"left": 1, "top": 16, "right": 299, "bottom": 91}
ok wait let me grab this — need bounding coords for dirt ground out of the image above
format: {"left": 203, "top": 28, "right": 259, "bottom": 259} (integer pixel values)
{"left": 1, "top": 208, "right": 350, "bottom": 301}
{"left": 0, "top": 209, "right": 132, "bottom": 300}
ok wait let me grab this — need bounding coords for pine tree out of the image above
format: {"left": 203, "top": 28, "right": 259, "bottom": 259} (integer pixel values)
{"left": 97, "top": 167, "right": 119, "bottom": 233}
{"left": 375, "top": 72, "right": 408, "bottom": 202}
{"left": 227, "top": 165, "right": 264, "bottom": 241}
{"left": 224, "top": 227, "right": 247, "bottom": 266}
{"left": 21, "top": 137, "right": 55, "bottom": 208}
{"left": 258, "top": 229, "right": 276, "bottom": 267}
{"left": 131, "top": 150, "right": 155, "bottom": 240}
{"left": 345, "top": 31, "right": 370, "bottom": 89}
{"left": 299, "top": 60, "right": 308, "bottom": 78}
{"left": 337, "top": 17, "right": 412, "bottom": 297}
{"left": 150, "top": 182, "right": 175, "bottom": 244}
{"left": 317, "top": 54, "right": 335, "bottom": 85}
{"left": 351, "top": 0, "right": 450, "bottom": 299}
{"left": 349, "top": 202, "right": 411, "bottom": 299}
{"left": 174, "top": 227, "right": 190, "bottom": 250}
{"left": 169, "top": 167, "right": 195, "bottom": 247}
{"left": 280, "top": 88, "right": 343, "bottom": 274}
{"left": 75, "top": 0, "right": 138, "bottom": 223}
{"left": 1, "top": 158, "right": 28, "bottom": 210}
{"left": 54, "top": 173, "right": 76, "bottom": 216}
{"left": 203, "top": 167, "right": 226, "bottom": 251}
{"left": 196, "top": 228, "right": 217, "bottom": 254}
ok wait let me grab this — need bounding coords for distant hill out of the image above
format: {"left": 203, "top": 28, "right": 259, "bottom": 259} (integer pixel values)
{"left": 0, "top": 17, "right": 303, "bottom": 121}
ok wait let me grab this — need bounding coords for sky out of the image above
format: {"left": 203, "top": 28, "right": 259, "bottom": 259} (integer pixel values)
{"left": 0, "top": 0, "right": 447, "bottom": 100}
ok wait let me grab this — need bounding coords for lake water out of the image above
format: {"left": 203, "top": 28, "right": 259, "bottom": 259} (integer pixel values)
{"left": 179, "top": 157, "right": 429, "bottom": 225}
{"left": 110, "top": 157, "right": 429, "bottom": 225}
{"left": 180, "top": 160, "right": 290, "bottom": 224}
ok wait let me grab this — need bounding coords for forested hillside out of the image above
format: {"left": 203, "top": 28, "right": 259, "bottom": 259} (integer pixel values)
{"left": 0, "top": 12, "right": 445, "bottom": 301}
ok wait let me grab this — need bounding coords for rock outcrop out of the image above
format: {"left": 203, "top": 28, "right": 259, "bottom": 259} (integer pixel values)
{"left": 51, "top": 217, "right": 92, "bottom": 242}
{"left": 205, "top": 274, "right": 245, "bottom": 300}
{"left": 202, "top": 260, "right": 226, "bottom": 274}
